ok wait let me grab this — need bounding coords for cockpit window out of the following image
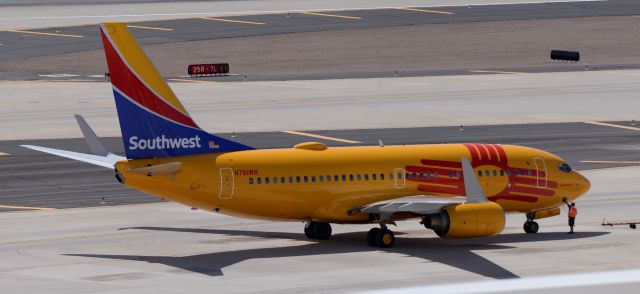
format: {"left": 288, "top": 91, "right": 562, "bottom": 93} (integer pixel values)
{"left": 558, "top": 163, "right": 572, "bottom": 173}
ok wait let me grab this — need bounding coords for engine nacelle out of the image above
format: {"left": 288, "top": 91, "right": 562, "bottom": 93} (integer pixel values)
{"left": 423, "top": 202, "right": 505, "bottom": 238}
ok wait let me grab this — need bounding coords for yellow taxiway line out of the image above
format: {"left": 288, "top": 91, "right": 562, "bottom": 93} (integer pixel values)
{"left": 0, "top": 205, "right": 57, "bottom": 211}
{"left": 584, "top": 121, "right": 640, "bottom": 131}
{"left": 468, "top": 70, "right": 525, "bottom": 75}
{"left": 396, "top": 7, "right": 454, "bottom": 15}
{"left": 282, "top": 131, "right": 362, "bottom": 144}
{"left": 200, "top": 17, "right": 265, "bottom": 25}
{"left": 168, "top": 78, "right": 213, "bottom": 83}
{"left": 6, "top": 29, "right": 84, "bottom": 38}
{"left": 300, "top": 11, "right": 362, "bottom": 20}
{"left": 127, "top": 25, "right": 174, "bottom": 31}
{"left": 581, "top": 160, "right": 640, "bottom": 164}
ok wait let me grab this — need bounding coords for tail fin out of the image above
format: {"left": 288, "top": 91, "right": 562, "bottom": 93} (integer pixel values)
{"left": 99, "top": 23, "right": 253, "bottom": 159}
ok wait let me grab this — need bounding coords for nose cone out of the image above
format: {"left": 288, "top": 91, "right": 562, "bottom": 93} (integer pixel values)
{"left": 576, "top": 172, "right": 591, "bottom": 197}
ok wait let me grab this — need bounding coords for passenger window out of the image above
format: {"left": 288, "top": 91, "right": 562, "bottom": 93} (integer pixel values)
{"left": 426, "top": 172, "right": 431, "bottom": 180}
{"left": 281, "top": 177, "right": 285, "bottom": 183}
{"left": 412, "top": 172, "right": 417, "bottom": 180}
{"left": 456, "top": 171, "right": 461, "bottom": 178}
{"left": 350, "top": 174, "right": 354, "bottom": 181}
{"left": 500, "top": 170, "right": 504, "bottom": 176}
{"left": 319, "top": 175, "right": 324, "bottom": 182}
{"left": 311, "top": 176, "right": 316, "bottom": 183}
{"left": 434, "top": 171, "right": 439, "bottom": 178}
{"left": 493, "top": 170, "right": 497, "bottom": 177}
{"left": 478, "top": 171, "right": 482, "bottom": 177}
{"left": 265, "top": 177, "right": 270, "bottom": 184}
{"left": 397, "top": 172, "right": 402, "bottom": 179}
{"left": 257, "top": 177, "right": 262, "bottom": 184}
{"left": 296, "top": 176, "right": 301, "bottom": 183}
{"left": 527, "top": 170, "right": 532, "bottom": 176}
{"left": 389, "top": 173, "right": 394, "bottom": 180}
{"left": 381, "top": 173, "right": 385, "bottom": 180}
{"left": 249, "top": 177, "right": 254, "bottom": 184}
{"left": 334, "top": 175, "right": 339, "bottom": 182}
{"left": 357, "top": 174, "right": 361, "bottom": 181}
{"left": 304, "top": 176, "right": 309, "bottom": 183}
{"left": 514, "top": 170, "right": 519, "bottom": 176}
{"left": 273, "top": 177, "right": 278, "bottom": 184}
{"left": 342, "top": 175, "right": 347, "bottom": 181}
{"left": 485, "top": 170, "right": 490, "bottom": 176}
{"left": 364, "top": 174, "right": 369, "bottom": 181}
{"left": 372, "top": 174, "right": 377, "bottom": 180}
{"left": 405, "top": 173, "right": 410, "bottom": 180}
{"left": 448, "top": 171, "right": 452, "bottom": 178}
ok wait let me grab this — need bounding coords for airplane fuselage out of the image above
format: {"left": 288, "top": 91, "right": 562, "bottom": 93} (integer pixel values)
{"left": 115, "top": 143, "right": 589, "bottom": 223}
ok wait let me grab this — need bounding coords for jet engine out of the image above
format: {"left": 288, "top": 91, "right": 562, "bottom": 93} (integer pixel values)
{"left": 423, "top": 202, "right": 505, "bottom": 238}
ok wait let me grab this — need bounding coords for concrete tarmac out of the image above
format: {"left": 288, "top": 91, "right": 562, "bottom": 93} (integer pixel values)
{"left": 0, "top": 165, "right": 639, "bottom": 293}
{"left": 2, "top": 1, "right": 640, "bottom": 80}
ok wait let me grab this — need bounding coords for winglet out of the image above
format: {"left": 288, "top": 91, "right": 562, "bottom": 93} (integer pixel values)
{"left": 461, "top": 157, "right": 489, "bottom": 203}
{"left": 75, "top": 115, "right": 109, "bottom": 156}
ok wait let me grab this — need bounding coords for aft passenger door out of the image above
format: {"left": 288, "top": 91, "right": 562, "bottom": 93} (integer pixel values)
{"left": 533, "top": 157, "right": 547, "bottom": 188}
{"left": 219, "top": 168, "right": 235, "bottom": 199}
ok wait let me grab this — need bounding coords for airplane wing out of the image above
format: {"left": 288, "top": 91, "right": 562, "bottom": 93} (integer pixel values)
{"left": 21, "top": 115, "right": 126, "bottom": 169}
{"left": 353, "top": 157, "right": 487, "bottom": 216}
{"left": 359, "top": 195, "right": 465, "bottom": 215}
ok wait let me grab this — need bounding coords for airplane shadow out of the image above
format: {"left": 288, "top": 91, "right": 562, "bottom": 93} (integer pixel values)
{"left": 65, "top": 227, "right": 608, "bottom": 279}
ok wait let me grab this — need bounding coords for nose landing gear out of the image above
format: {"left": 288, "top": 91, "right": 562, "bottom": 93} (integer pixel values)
{"left": 524, "top": 212, "right": 539, "bottom": 234}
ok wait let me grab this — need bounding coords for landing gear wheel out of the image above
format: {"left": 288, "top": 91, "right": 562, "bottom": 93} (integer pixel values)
{"left": 304, "top": 222, "right": 332, "bottom": 240}
{"left": 367, "top": 228, "right": 380, "bottom": 247}
{"left": 376, "top": 229, "right": 395, "bottom": 248}
{"left": 524, "top": 221, "right": 539, "bottom": 234}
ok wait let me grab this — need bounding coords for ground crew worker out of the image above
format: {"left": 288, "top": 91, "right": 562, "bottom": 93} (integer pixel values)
{"left": 565, "top": 199, "right": 578, "bottom": 234}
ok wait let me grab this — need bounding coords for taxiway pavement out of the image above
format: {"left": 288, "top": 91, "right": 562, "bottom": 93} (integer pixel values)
{"left": 0, "top": 165, "right": 638, "bottom": 293}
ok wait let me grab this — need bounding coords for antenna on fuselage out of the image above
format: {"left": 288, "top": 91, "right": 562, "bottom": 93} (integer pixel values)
{"left": 378, "top": 139, "right": 384, "bottom": 147}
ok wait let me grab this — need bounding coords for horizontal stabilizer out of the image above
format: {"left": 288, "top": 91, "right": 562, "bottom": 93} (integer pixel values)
{"left": 75, "top": 114, "right": 109, "bottom": 157}
{"left": 21, "top": 145, "right": 125, "bottom": 169}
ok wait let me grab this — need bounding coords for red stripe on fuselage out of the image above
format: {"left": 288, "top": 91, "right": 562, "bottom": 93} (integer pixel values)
{"left": 100, "top": 29, "right": 198, "bottom": 128}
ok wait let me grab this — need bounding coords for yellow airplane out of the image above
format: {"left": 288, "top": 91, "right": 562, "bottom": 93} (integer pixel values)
{"left": 23, "top": 23, "right": 590, "bottom": 248}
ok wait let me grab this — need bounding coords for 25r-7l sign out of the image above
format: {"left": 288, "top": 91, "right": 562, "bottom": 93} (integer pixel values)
{"left": 188, "top": 63, "right": 230, "bottom": 76}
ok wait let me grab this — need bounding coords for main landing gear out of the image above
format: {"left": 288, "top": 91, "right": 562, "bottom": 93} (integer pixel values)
{"left": 304, "top": 221, "right": 332, "bottom": 240}
{"left": 367, "top": 224, "right": 395, "bottom": 248}
{"left": 523, "top": 212, "right": 539, "bottom": 234}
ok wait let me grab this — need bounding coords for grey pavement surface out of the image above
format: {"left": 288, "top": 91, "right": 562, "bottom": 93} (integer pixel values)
{"left": 2, "top": 1, "right": 640, "bottom": 81}
{"left": 3, "top": 70, "right": 640, "bottom": 140}
{"left": 2, "top": 121, "right": 640, "bottom": 212}
{"left": 0, "top": 164, "right": 639, "bottom": 293}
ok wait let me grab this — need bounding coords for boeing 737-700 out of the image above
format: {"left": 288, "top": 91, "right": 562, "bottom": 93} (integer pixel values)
{"left": 23, "top": 23, "right": 590, "bottom": 248}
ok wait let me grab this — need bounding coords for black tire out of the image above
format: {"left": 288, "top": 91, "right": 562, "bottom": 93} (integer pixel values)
{"left": 304, "top": 222, "right": 317, "bottom": 239}
{"left": 376, "top": 229, "right": 395, "bottom": 248}
{"left": 313, "top": 222, "right": 332, "bottom": 240}
{"left": 529, "top": 221, "right": 539, "bottom": 234}
{"left": 630, "top": 224, "right": 637, "bottom": 229}
{"left": 367, "top": 228, "right": 380, "bottom": 247}
{"left": 523, "top": 222, "right": 532, "bottom": 234}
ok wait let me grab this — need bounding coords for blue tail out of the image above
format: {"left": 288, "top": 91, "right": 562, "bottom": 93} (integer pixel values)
{"left": 100, "top": 23, "right": 253, "bottom": 159}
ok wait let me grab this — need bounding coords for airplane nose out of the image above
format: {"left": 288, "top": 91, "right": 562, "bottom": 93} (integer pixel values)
{"left": 576, "top": 172, "right": 591, "bottom": 196}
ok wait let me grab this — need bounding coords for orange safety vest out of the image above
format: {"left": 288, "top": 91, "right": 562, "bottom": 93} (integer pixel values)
{"left": 569, "top": 207, "right": 577, "bottom": 218}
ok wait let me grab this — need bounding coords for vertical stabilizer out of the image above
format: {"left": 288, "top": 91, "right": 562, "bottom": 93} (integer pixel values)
{"left": 99, "top": 23, "right": 253, "bottom": 159}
